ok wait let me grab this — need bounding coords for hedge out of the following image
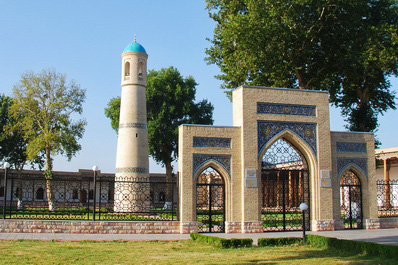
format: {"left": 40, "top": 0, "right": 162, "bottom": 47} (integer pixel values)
{"left": 306, "top": 235, "right": 398, "bottom": 259}
{"left": 258, "top": 237, "right": 302, "bottom": 247}
{"left": 190, "top": 233, "right": 253, "bottom": 248}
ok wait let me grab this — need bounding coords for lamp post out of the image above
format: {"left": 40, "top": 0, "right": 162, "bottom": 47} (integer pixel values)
{"left": 92, "top": 165, "right": 99, "bottom": 221}
{"left": 3, "top": 162, "right": 10, "bottom": 219}
{"left": 299, "top": 202, "right": 308, "bottom": 243}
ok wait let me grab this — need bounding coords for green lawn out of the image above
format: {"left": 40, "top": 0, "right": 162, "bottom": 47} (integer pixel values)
{"left": 0, "top": 239, "right": 394, "bottom": 264}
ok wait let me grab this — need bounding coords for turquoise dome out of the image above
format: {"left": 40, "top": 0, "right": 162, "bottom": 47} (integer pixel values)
{"left": 123, "top": 42, "right": 147, "bottom": 54}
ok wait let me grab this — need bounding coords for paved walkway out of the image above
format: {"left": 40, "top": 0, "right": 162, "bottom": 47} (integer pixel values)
{"left": 1, "top": 228, "right": 397, "bottom": 245}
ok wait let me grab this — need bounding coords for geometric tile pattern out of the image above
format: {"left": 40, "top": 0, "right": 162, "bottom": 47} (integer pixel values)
{"left": 337, "top": 158, "right": 368, "bottom": 178}
{"left": 193, "top": 154, "right": 231, "bottom": 176}
{"left": 258, "top": 121, "right": 317, "bottom": 156}
{"left": 336, "top": 142, "right": 367, "bottom": 153}
{"left": 115, "top": 167, "right": 149, "bottom": 174}
{"left": 119, "top": 122, "right": 148, "bottom": 129}
{"left": 193, "top": 137, "right": 231, "bottom": 148}
{"left": 257, "top": 102, "right": 316, "bottom": 116}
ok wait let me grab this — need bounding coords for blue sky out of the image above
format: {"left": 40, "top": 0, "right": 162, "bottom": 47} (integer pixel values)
{"left": 1, "top": 1, "right": 397, "bottom": 173}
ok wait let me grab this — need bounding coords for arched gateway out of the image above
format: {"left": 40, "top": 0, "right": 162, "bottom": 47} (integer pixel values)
{"left": 196, "top": 167, "right": 225, "bottom": 233}
{"left": 178, "top": 86, "right": 376, "bottom": 234}
{"left": 261, "top": 138, "right": 310, "bottom": 231}
{"left": 340, "top": 170, "right": 363, "bottom": 229}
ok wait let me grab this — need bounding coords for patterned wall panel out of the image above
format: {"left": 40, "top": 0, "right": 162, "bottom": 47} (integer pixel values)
{"left": 336, "top": 142, "right": 367, "bottom": 153}
{"left": 257, "top": 103, "right": 316, "bottom": 116}
{"left": 115, "top": 167, "right": 149, "bottom": 174}
{"left": 258, "top": 121, "right": 317, "bottom": 156}
{"left": 337, "top": 158, "right": 368, "bottom": 178}
{"left": 193, "top": 137, "right": 231, "bottom": 148}
{"left": 119, "top": 122, "right": 148, "bottom": 129}
{"left": 193, "top": 154, "right": 231, "bottom": 175}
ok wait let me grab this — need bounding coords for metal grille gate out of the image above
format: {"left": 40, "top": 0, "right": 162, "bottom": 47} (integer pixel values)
{"left": 261, "top": 138, "right": 310, "bottom": 232}
{"left": 340, "top": 170, "right": 363, "bottom": 229}
{"left": 196, "top": 167, "right": 225, "bottom": 233}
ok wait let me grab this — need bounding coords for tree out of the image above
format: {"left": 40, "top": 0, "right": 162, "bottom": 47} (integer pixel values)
{"left": 9, "top": 69, "right": 86, "bottom": 210}
{"left": 105, "top": 67, "right": 214, "bottom": 198}
{"left": 205, "top": 0, "right": 398, "bottom": 136}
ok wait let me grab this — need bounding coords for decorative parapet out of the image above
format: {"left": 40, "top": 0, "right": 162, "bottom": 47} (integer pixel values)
{"left": 337, "top": 158, "right": 368, "bottom": 178}
{"left": 193, "top": 137, "right": 231, "bottom": 148}
{"left": 257, "top": 103, "right": 316, "bottom": 117}
{"left": 336, "top": 142, "right": 367, "bottom": 153}
{"left": 258, "top": 121, "right": 317, "bottom": 156}
{"left": 193, "top": 154, "right": 231, "bottom": 175}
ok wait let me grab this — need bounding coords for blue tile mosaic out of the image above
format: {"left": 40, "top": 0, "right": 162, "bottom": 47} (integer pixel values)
{"left": 193, "top": 137, "right": 231, "bottom": 148}
{"left": 119, "top": 122, "right": 148, "bottom": 129}
{"left": 336, "top": 142, "right": 367, "bottom": 153}
{"left": 257, "top": 103, "right": 316, "bottom": 116}
{"left": 193, "top": 154, "right": 231, "bottom": 175}
{"left": 258, "top": 121, "right": 317, "bottom": 156}
{"left": 337, "top": 158, "right": 368, "bottom": 178}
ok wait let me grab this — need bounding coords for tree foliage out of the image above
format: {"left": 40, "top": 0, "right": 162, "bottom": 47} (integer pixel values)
{"left": 105, "top": 67, "right": 214, "bottom": 181}
{"left": 206, "top": 0, "right": 398, "bottom": 135}
{"left": 9, "top": 69, "right": 86, "bottom": 210}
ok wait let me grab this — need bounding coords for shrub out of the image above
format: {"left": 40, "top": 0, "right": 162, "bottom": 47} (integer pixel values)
{"left": 306, "top": 235, "right": 398, "bottom": 259}
{"left": 258, "top": 237, "right": 302, "bottom": 247}
{"left": 190, "top": 233, "right": 252, "bottom": 248}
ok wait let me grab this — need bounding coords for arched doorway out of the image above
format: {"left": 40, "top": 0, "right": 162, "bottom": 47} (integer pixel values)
{"left": 196, "top": 167, "right": 225, "bottom": 233}
{"left": 340, "top": 170, "right": 363, "bottom": 229}
{"left": 261, "top": 138, "right": 310, "bottom": 232}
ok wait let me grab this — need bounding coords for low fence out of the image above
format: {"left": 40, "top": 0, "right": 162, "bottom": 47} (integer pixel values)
{"left": 0, "top": 171, "right": 178, "bottom": 221}
{"left": 376, "top": 179, "right": 398, "bottom": 217}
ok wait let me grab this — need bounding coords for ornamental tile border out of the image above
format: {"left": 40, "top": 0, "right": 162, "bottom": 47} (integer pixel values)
{"left": 257, "top": 102, "right": 316, "bottom": 117}
{"left": 336, "top": 142, "right": 367, "bottom": 153}
{"left": 258, "top": 121, "right": 317, "bottom": 156}
{"left": 193, "top": 137, "right": 231, "bottom": 148}
{"left": 193, "top": 154, "right": 231, "bottom": 176}
{"left": 115, "top": 167, "right": 149, "bottom": 174}
{"left": 337, "top": 158, "right": 368, "bottom": 178}
{"left": 119, "top": 122, "right": 148, "bottom": 129}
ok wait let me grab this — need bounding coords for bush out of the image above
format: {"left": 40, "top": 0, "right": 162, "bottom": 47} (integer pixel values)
{"left": 258, "top": 237, "right": 302, "bottom": 247}
{"left": 306, "top": 235, "right": 398, "bottom": 259}
{"left": 190, "top": 233, "right": 252, "bottom": 248}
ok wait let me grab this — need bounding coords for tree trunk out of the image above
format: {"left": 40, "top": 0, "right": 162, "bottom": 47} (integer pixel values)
{"left": 45, "top": 146, "right": 55, "bottom": 211}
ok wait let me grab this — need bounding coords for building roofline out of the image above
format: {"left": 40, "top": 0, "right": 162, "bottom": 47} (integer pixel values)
{"left": 180, "top": 124, "right": 239, "bottom": 128}
{"left": 330, "top": 130, "right": 374, "bottom": 135}
{"left": 235, "top": 85, "right": 329, "bottom": 94}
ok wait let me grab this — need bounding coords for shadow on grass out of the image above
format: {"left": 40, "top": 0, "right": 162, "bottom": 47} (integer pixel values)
{"left": 239, "top": 245, "right": 395, "bottom": 265}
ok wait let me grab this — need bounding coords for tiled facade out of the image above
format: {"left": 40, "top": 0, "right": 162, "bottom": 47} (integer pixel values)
{"left": 178, "top": 86, "right": 377, "bottom": 233}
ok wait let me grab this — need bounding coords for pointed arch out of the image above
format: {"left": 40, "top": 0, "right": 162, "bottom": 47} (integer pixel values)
{"left": 259, "top": 129, "right": 317, "bottom": 170}
{"left": 124, "top": 61, "right": 130, "bottom": 77}
{"left": 194, "top": 162, "right": 229, "bottom": 233}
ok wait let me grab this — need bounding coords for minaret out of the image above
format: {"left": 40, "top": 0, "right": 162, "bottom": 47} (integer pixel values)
{"left": 114, "top": 38, "right": 150, "bottom": 212}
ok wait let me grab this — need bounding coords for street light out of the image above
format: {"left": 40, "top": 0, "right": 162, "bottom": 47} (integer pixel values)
{"left": 299, "top": 202, "right": 308, "bottom": 243}
{"left": 92, "top": 165, "right": 99, "bottom": 221}
{"left": 3, "top": 162, "right": 10, "bottom": 219}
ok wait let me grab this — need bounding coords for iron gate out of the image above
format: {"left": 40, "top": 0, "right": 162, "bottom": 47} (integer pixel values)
{"left": 196, "top": 167, "right": 225, "bottom": 233}
{"left": 261, "top": 138, "right": 310, "bottom": 232}
{"left": 340, "top": 170, "right": 363, "bottom": 229}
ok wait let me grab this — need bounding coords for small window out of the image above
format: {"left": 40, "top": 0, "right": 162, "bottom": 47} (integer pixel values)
{"left": 36, "top": 187, "right": 44, "bottom": 200}
{"left": 124, "top": 61, "right": 130, "bottom": 77}
{"left": 159, "top": 192, "right": 165, "bottom": 202}
{"left": 108, "top": 189, "right": 114, "bottom": 201}
{"left": 0, "top": 186, "right": 4, "bottom": 197}
{"left": 80, "top": 189, "right": 87, "bottom": 203}
{"left": 72, "top": 189, "right": 79, "bottom": 200}
{"left": 138, "top": 62, "right": 144, "bottom": 80}
{"left": 89, "top": 189, "right": 94, "bottom": 200}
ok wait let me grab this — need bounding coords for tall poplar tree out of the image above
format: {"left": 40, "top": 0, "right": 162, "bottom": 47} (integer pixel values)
{"left": 10, "top": 69, "right": 86, "bottom": 210}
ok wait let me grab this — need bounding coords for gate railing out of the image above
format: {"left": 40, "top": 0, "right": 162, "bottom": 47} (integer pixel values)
{"left": 0, "top": 171, "right": 178, "bottom": 221}
{"left": 377, "top": 179, "right": 398, "bottom": 218}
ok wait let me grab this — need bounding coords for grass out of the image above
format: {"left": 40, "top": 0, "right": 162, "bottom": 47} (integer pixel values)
{"left": 0, "top": 239, "right": 395, "bottom": 264}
